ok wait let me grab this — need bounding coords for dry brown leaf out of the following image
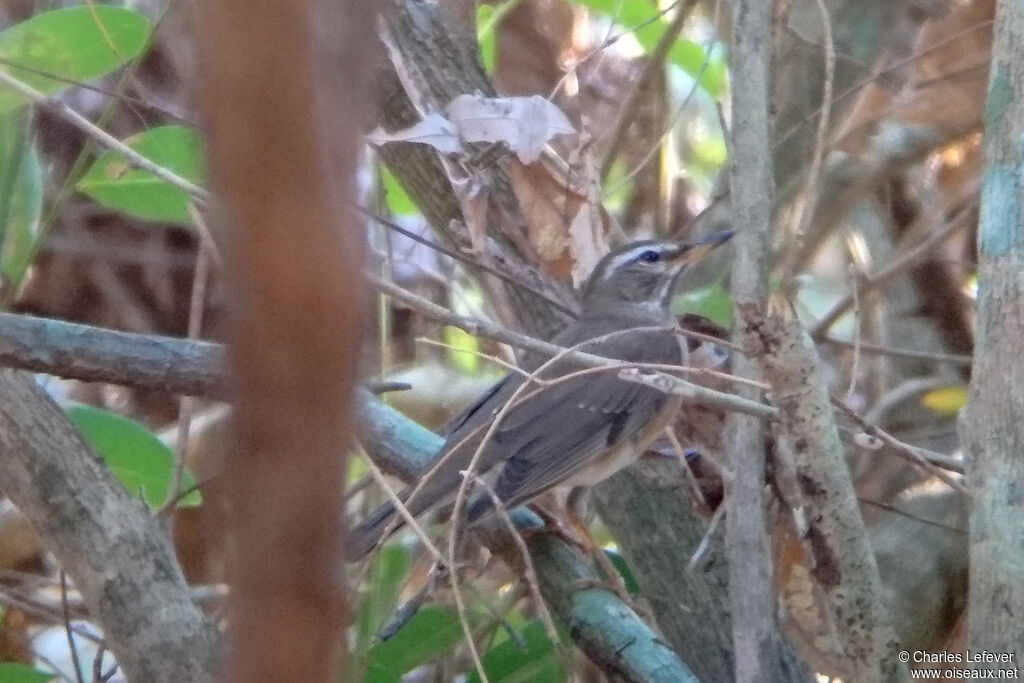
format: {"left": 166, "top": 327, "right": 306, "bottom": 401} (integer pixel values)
{"left": 509, "top": 159, "right": 575, "bottom": 275}
{"left": 774, "top": 520, "right": 849, "bottom": 679}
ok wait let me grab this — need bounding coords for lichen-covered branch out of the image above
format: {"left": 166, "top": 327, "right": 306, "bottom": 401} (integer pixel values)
{"left": 757, "top": 297, "right": 906, "bottom": 681}
{"left": 357, "top": 393, "right": 700, "bottom": 682}
{"left": 961, "top": 0, "right": 1024, "bottom": 666}
{"left": 0, "top": 370, "right": 221, "bottom": 682}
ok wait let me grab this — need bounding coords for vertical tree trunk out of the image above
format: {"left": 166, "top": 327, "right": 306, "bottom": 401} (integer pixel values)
{"left": 200, "top": 1, "right": 373, "bottom": 680}
{"left": 962, "top": 0, "right": 1024, "bottom": 668}
{"left": 725, "top": 2, "right": 790, "bottom": 682}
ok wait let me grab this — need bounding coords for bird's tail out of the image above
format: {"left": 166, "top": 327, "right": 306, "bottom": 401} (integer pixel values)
{"left": 348, "top": 500, "right": 403, "bottom": 560}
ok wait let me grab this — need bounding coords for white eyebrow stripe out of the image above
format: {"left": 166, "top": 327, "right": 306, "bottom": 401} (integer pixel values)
{"left": 600, "top": 245, "right": 661, "bottom": 278}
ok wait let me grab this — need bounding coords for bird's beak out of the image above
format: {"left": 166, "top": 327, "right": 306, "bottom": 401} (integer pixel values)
{"left": 668, "top": 230, "right": 735, "bottom": 267}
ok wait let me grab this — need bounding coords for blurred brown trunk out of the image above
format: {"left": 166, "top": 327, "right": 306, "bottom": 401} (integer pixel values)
{"left": 200, "top": 1, "right": 373, "bottom": 681}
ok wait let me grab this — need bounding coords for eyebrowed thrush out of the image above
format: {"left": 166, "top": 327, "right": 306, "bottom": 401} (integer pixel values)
{"left": 352, "top": 231, "right": 734, "bottom": 557}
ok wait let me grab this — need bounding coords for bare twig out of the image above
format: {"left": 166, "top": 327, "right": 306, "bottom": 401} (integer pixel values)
{"left": 60, "top": 570, "right": 86, "bottom": 683}
{"left": 549, "top": 0, "right": 683, "bottom": 102}
{"left": 461, "top": 472, "right": 566, "bottom": 672}
{"left": 599, "top": 0, "right": 699, "bottom": 180}
{"left": 821, "top": 337, "right": 972, "bottom": 366}
{"left": 780, "top": 0, "right": 835, "bottom": 284}
{"left": 360, "top": 450, "right": 446, "bottom": 563}
{"left": 832, "top": 399, "right": 967, "bottom": 485}
{"left": 360, "top": 207, "right": 577, "bottom": 318}
{"left": 604, "top": 42, "right": 717, "bottom": 199}
{"left": 159, "top": 242, "right": 211, "bottom": 516}
{"left": 811, "top": 201, "right": 975, "bottom": 339}
{"left": 0, "top": 69, "right": 209, "bottom": 202}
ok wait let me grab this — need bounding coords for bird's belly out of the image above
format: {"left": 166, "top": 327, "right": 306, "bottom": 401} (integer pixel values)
{"left": 561, "top": 394, "right": 685, "bottom": 488}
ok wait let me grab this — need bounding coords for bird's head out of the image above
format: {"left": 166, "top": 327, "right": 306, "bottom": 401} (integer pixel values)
{"left": 580, "top": 231, "right": 734, "bottom": 318}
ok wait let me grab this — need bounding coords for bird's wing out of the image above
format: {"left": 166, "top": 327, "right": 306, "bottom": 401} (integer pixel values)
{"left": 468, "top": 327, "right": 683, "bottom": 518}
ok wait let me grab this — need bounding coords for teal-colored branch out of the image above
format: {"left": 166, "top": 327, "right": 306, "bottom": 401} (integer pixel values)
{"left": 357, "top": 391, "right": 699, "bottom": 682}
{"left": 0, "top": 312, "right": 699, "bottom": 682}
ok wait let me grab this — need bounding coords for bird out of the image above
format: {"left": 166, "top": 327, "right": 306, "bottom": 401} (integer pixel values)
{"left": 351, "top": 231, "right": 734, "bottom": 558}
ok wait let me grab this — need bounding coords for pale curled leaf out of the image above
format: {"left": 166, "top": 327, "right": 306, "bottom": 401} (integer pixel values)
{"left": 566, "top": 145, "right": 609, "bottom": 287}
{"left": 567, "top": 203, "right": 607, "bottom": 287}
{"left": 445, "top": 94, "right": 576, "bottom": 163}
{"left": 366, "top": 112, "right": 462, "bottom": 155}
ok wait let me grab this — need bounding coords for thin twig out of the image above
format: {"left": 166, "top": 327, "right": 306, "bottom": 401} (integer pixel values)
{"left": 416, "top": 336, "right": 528, "bottom": 376}
{"left": 831, "top": 398, "right": 967, "bottom": 486}
{"left": 460, "top": 472, "right": 565, "bottom": 666}
{"left": 187, "top": 202, "right": 225, "bottom": 268}
{"left": 0, "top": 56, "right": 196, "bottom": 125}
{"left": 820, "top": 337, "right": 972, "bottom": 366}
{"left": 599, "top": 0, "right": 700, "bottom": 181}
{"left": 845, "top": 263, "right": 862, "bottom": 400}
{"left": 158, "top": 242, "right": 211, "bottom": 516}
{"left": 92, "top": 638, "right": 108, "bottom": 683}
{"left": 548, "top": 0, "right": 682, "bottom": 102}
{"left": 361, "top": 449, "right": 446, "bottom": 564}
{"left": 604, "top": 41, "right": 716, "bottom": 198}
{"left": 370, "top": 274, "right": 774, "bottom": 418}
{"left": 688, "top": 501, "right": 726, "bottom": 570}
{"left": 772, "top": 19, "right": 994, "bottom": 152}
{"left": 0, "top": 68, "right": 209, "bottom": 202}
{"left": 61, "top": 570, "right": 86, "bottom": 683}
{"left": 360, "top": 207, "right": 577, "bottom": 318}
{"left": 781, "top": 0, "right": 835, "bottom": 284}
{"left": 810, "top": 202, "right": 975, "bottom": 339}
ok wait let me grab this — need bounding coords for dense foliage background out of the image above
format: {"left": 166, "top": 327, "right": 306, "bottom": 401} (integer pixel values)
{"left": 0, "top": 0, "right": 1015, "bottom": 681}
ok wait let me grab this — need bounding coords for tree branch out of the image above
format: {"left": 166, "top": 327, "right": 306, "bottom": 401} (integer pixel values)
{"left": 0, "top": 308, "right": 775, "bottom": 420}
{"left": 758, "top": 297, "right": 905, "bottom": 681}
{"left": 962, "top": 0, "right": 1024, "bottom": 666}
{"left": 0, "top": 370, "right": 220, "bottom": 682}
{"left": 725, "top": 2, "right": 791, "bottom": 681}
{"left": 0, "top": 312, "right": 228, "bottom": 398}
{"left": 357, "top": 392, "right": 700, "bottom": 682}
{"left": 0, "top": 310, "right": 709, "bottom": 679}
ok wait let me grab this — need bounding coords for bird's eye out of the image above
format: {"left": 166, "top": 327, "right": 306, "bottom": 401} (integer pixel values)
{"left": 638, "top": 249, "right": 660, "bottom": 263}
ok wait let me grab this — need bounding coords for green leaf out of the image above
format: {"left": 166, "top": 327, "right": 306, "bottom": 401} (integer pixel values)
{"left": 443, "top": 325, "right": 481, "bottom": 374}
{"left": 469, "top": 620, "right": 566, "bottom": 683}
{"left": 0, "top": 109, "right": 42, "bottom": 283}
{"left": 77, "top": 125, "right": 204, "bottom": 224}
{"left": 675, "top": 281, "right": 731, "bottom": 328}
{"left": 64, "top": 403, "right": 201, "bottom": 507}
{"left": 0, "top": 663, "right": 55, "bottom": 683}
{"left": 380, "top": 166, "right": 417, "bottom": 216}
{"left": 364, "top": 606, "right": 470, "bottom": 683}
{"left": 477, "top": 4, "right": 498, "bottom": 74}
{"left": 355, "top": 545, "right": 414, "bottom": 655}
{"left": 574, "top": 0, "right": 725, "bottom": 96}
{"left": 0, "top": 6, "right": 150, "bottom": 111}
{"left": 604, "top": 548, "right": 640, "bottom": 594}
